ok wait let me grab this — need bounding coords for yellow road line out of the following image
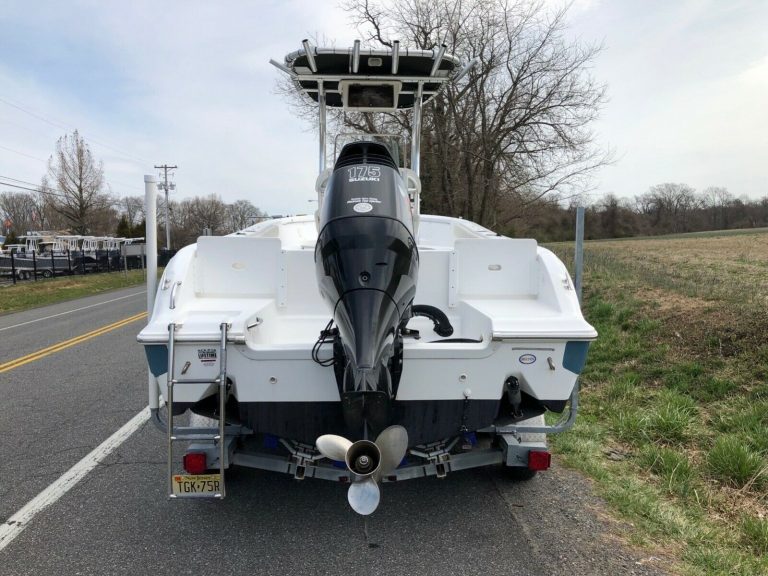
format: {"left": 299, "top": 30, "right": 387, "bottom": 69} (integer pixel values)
{"left": 0, "top": 311, "right": 148, "bottom": 374}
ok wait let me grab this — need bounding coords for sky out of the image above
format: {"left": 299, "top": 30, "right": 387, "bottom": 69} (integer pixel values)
{"left": 0, "top": 0, "right": 765, "bottom": 217}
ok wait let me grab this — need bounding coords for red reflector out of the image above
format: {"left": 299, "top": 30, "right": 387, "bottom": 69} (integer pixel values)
{"left": 528, "top": 450, "right": 551, "bottom": 471}
{"left": 183, "top": 452, "right": 207, "bottom": 474}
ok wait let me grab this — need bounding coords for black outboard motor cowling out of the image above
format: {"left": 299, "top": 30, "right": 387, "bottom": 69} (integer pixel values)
{"left": 315, "top": 142, "right": 418, "bottom": 415}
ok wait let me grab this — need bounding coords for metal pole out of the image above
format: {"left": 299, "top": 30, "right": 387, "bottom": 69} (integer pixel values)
{"left": 574, "top": 206, "right": 585, "bottom": 304}
{"left": 32, "top": 251, "right": 37, "bottom": 281}
{"left": 318, "top": 79, "right": 326, "bottom": 174}
{"left": 67, "top": 249, "right": 72, "bottom": 274}
{"left": 145, "top": 174, "right": 159, "bottom": 411}
{"left": 410, "top": 82, "right": 423, "bottom": 175}
{"left": 123, "top": 245, "right": 128, "bottom": 279}
{"left": 164, "top": 187, "right": 171, "bottom": 251}
{"left": 50, "top": 251, "right": 55, "bottom": 278}
{"left": 10, "top": 251, "right": 16, "bottom": 285}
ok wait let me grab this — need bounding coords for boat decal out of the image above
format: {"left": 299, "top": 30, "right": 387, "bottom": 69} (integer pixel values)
{"left": 197, "top": 348, "right": 217, "bottom": 365}
{"left": 519, "top": 353, "right": 536, "bottom": 364}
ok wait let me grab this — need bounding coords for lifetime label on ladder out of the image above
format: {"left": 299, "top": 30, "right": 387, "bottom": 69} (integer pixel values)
{"left": 197, "top": 347, "right": 217, "bottom": 365}
{"left": 172, "top": 473, "right": 222, "bottom": 496}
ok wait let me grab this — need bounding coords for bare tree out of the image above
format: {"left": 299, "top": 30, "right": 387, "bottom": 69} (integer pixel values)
{"left": 42, "top": 130, "right": 113, "bottom": 234}
{"left": 168, "top": 195, "right": 229, "bottom": 247}
{"left": 0, "top": 192, "right": 38, "bottom": 236}
{"left": 636, "top": 183, "right": 701, "bottom": 233}
{"left": 702, "top": 186, "right": 733, "bottom": 229}
{"left": 227, "top": 199, "right": 266, "bottom": 232}
{"left": 121, "top": 195, "right": 145, "bottom": 228}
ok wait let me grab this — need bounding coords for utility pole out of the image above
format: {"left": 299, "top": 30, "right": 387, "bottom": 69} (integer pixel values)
{"left": 154, "top": 164, "right": 177, "bottom": 251}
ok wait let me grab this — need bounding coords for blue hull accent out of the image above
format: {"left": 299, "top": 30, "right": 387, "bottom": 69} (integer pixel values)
{"left": 562, "top": 341, "right": 591, "bottom": 375}
{"left": 144, "top": 345, "right": 168, "bottom": 377}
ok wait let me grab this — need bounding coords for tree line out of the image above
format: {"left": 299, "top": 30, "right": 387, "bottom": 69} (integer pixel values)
{"left": 514, "top": 184, "right": 768, "bottom": 242}
{"left": 1, "top": 130, "right": 266, "bottom": 249}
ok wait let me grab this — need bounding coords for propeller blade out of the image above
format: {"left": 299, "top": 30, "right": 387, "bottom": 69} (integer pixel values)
{"left": 316, "top": 434, "right": 353, "bottom": 462}
{"left": 347, "top": 477, "right": 381, "bottom": 515}
{"left": 375, "top": 425, "right": 408, "bottom": 477}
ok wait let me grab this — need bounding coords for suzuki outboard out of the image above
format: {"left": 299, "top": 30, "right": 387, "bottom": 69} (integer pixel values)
{"left": 315, "top": 141, "right": 417, "bottom": 438}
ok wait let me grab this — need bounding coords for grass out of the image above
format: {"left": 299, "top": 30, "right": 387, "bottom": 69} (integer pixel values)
{"left": 707, "top": 436, "right": 765, "bottom": 489}
{"left": 548, "top": 229, "right": 768, "bottom": 575}
{"left": 0, "top": 270, "right": 151, "bottom": 314}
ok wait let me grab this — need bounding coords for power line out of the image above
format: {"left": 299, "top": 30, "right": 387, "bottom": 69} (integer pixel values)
{"left": 0, "top": 95, "right": 154, "bottom": 166}
{"left": 0, "top": 177, "right": 67, "bottom": 200}
{"left": 0, "top": 141, "right": 144, "bottom": 194}
{"left": 0, "top": 174, "right": 141, "bottom": 207}
{"left": 0, "top": 143, "right": 47, "bottom": 163}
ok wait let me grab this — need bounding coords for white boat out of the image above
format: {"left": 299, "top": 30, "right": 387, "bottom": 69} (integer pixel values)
{"left": 138, "top": 41, "right": 596, "bottom": 514}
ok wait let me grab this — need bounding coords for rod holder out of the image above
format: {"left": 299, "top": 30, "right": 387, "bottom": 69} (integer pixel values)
{"left": 351, "top": 39, "right": 361, "bottom": 73}
{"left": 391, "top": 40, "right": 400, "bottom": 74}
{"left": 302, "top": 39, "right": 317, "bottom": 73}
{"left": 453, "top": 57, "right": 479, "bottom": 83}
{"left": 429, "top": 44, "right": 447, "bottom": 77}
{"left": 269, "top": 58, "right": 295, "bottom": 77}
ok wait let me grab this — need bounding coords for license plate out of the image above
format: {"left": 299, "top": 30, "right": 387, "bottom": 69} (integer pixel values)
{"left": 172, "top": 473, "right": 222, "bottom": 496}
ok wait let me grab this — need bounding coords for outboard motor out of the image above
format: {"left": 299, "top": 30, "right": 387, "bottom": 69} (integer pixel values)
{"left": 315, "top": 141, "right": 418, "bottom": 436}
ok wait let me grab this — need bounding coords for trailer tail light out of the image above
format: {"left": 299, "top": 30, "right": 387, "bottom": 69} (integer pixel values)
{"left": 528, "top": 450, "right": 551, "bottom": 471}
{"left": 183, "top": 452, "right": 207, "bottom": 475}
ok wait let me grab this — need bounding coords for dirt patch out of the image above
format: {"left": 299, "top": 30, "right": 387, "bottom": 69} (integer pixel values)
{"left": 638, "top": 288, "right": 710, "bottom": 316}
{"left": 634, "top": 287, "right": 768, "bottom": 359}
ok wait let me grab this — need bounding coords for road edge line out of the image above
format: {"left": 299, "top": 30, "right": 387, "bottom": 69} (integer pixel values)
{"left": 0, "top": 406, "right": 151, "bottom": 552}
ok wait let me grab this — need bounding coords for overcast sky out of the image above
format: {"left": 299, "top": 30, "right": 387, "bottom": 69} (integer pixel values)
{"left": 0, "top": 0, "right": 765, "bottom": 217}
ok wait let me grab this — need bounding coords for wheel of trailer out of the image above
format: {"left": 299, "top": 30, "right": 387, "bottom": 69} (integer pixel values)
{"left": 42, "top": 269, "right": 52, "bottom": 278}
{"left": 504, "top": 414, "right": 547, "bottom": 482}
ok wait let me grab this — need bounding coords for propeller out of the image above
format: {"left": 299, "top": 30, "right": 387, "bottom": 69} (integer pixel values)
{"left": 316, "top": 425, "right": 408, "bottom": 515}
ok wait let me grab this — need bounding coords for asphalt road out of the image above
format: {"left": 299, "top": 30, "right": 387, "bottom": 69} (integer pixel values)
{"left": 0, "top": 287, "right": 669, "bottom": 576}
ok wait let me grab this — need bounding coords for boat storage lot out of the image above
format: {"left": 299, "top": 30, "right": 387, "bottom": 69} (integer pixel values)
{"left": 0, "top": 288, "right": 666, "bottom": 576}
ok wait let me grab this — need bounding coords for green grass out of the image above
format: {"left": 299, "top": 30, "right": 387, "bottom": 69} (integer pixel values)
{"left": 707, "top": 436, "right": 766, "bottom": 489}
{"left": 740, "top": 515, "right": 768, "bottom": 555}
{"left": 638, "top": 446, "right": 696, "bottom": 498}
{"left": 548, "top": 232, "right": 768, "bottom": 575}
{"left": 0, "top": 270, "right": 151, "bottom": 314}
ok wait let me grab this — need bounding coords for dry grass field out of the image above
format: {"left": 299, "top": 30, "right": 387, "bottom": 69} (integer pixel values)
{"left": 549, "top": 229, "right": 768, "bottom": 575}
